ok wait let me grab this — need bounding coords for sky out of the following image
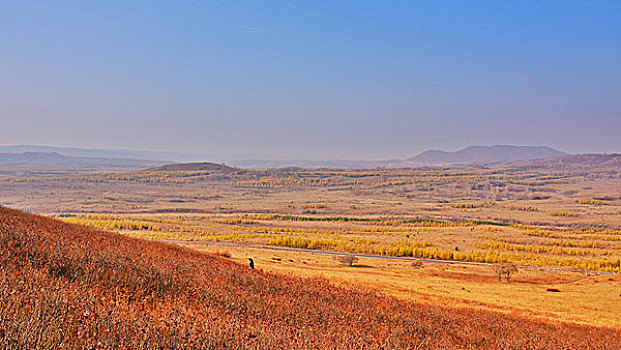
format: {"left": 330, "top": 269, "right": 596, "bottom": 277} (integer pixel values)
{"left": 1, "top": 1, "right": 620, "bottom": 160}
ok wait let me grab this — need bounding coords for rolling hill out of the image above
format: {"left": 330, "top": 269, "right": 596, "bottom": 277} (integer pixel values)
{"left": 408, "top": 145, "right": 566, "bottom": 166}
{"left": 0, "top": 206, "right": 619, "bottom": 349}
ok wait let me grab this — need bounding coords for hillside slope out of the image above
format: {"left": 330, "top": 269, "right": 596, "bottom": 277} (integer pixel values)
{"left": 408, "top": 145, "right": 566, "bottom": 165}
{"left": 0, "top": 206, "right": 619, "bottom": 349}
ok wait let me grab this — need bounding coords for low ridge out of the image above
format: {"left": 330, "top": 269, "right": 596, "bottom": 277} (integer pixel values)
{"left": 0, "top": 151, "right": 165, "bottom": 167}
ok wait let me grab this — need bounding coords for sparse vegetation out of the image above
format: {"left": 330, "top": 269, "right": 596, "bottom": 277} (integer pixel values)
{"left": 550, "top": 211, "right": 579, "bottom": 217}
{"left": 508, "top": 205, "right": 539, "bottom": 212}
{"left": 576, "top": 199, "right": 605, "bottom": 205}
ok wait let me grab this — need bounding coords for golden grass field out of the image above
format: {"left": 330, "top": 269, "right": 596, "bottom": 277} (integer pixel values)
{"left": 1, "top": 157, "right": 620, "bottom": 333}
{"left": 187, "top": 242, "right": 621, "bottom": 328}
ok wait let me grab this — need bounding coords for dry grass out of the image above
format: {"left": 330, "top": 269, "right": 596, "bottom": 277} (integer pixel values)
{"left": 188, "top": 242, "right": 621, "bottom": 328}
{"left": 2, "top": 206, "right": 620, "bottom": 349}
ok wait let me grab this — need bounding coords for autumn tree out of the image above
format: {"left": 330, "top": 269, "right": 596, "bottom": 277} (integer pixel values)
{"left": 503, "top": 264, "right": 518, "bottom": 282}
{"left": 338, "top": 254, "right": 359, "bottom": 267}
{"left": 493, "top": 264, "right": 504, "bottom": 282}
{"left": 493, "top": 263, "right": 519, "bottom": 282}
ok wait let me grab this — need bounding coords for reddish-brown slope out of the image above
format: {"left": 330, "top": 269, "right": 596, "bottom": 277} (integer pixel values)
{"left": 0, "top": 206, "right": 619, "bottom": 349}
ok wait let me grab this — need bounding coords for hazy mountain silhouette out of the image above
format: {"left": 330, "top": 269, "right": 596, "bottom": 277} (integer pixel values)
{"left": 407, "top": 145, "right": 566, "bottom": 165}
{"left": 0, "top": 145, "right": 206, "bottom": 163}
{"left": 0, "top": 152, "right": 166, "bottom": 167}
{"left": 0, "top": 144, "right": 571, "bottom": 169}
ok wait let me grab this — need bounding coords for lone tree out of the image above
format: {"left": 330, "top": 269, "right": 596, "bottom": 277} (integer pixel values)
{"left": 338, "top": 254, "right": 359, "bottom": 267}
{"left": 493, "top": 264, "right": 504, "bottom": 282}
{"left": 248, "top": 258, "right": 255, "bottom": 269}
{"left": 493, "top": 263, "right": 518, "bottom": 282}
{"left": 503, "top": 264, "right": 518, "bottom": 282}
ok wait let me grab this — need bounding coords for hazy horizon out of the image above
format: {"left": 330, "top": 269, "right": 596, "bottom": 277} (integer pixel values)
{"left": 0, "top": 142, "right": 589, "bottom": 163}
{"left": 2, "top": 1, "right": 620, "bottom": 159}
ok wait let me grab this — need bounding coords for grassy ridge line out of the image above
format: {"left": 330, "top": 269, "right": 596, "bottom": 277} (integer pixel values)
{"left": 2, "top": 205, "right": 620, "bottom": 349}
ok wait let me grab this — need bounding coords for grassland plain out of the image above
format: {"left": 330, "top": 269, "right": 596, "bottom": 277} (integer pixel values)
{"left": 0, "top": 159, "right": 620, "bottom": 335}
{"left": 57, "top": 213, "right": 621, "bottom": 272}
{"left": 1, "top": 206, "right": 620, "bottom": 349}
{"left": 1, "top": 163, "right": 620, "bottom": 227}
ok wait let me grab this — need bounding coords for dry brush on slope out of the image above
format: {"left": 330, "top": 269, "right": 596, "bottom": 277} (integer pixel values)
{"left": 0, "top": 206, "right": 619, "bottom": 349}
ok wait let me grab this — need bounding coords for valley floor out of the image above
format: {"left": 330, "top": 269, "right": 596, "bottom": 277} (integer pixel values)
{"left": 180, "top": 240, "right": 621, "bottom": 328}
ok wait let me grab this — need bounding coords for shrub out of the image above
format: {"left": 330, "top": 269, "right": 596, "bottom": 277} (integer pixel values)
{"left": 337, "top": 254, "right": 359, "bottom": 267}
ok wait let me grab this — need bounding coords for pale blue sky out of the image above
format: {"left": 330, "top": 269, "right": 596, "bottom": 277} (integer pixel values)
{"left": 1, "top": 1, "right": 619, "bottom": 159}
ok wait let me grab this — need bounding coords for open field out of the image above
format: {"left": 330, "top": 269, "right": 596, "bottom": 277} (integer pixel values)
{"left": 1, "top": 156, "right": 620, "bottom": 333}
{"left": 2, "top": 159, "right": 620, "bottom": 229}
{"left": 186, "top": 242, "right": 621, "bottom": 328}
{"left": 56, "top": 212, "right": 621, "bottom": 272}
{"left": 1, "top": 206, "right": 620, "bottom": 349}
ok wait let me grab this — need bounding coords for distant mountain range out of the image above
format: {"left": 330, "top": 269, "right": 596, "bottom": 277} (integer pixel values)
{"left": 406, "top": 145, "right": 566, "bottom": 166}
{"left": 0, "top": 152, "right": 166, "bottom": 168}
{"left": 0, "top": 144, "right": 575, "bottom": 169}
{"left": 0, "top": 145, "right": 208, "bottom": 163}
{"left": 155, "top": 145, "right": 568, "bottom": 169}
